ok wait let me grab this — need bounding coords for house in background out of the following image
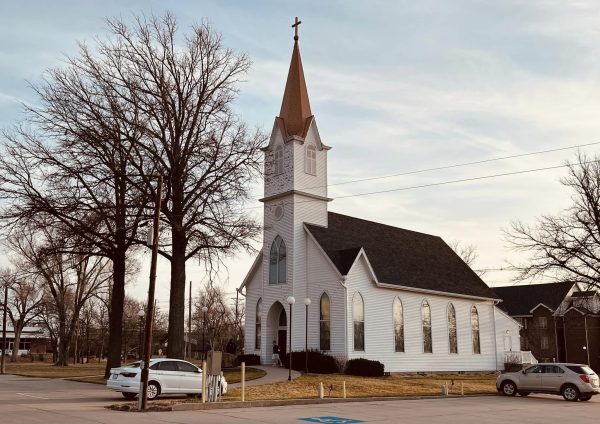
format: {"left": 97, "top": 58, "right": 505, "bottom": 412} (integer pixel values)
{"left": 493, "top": 282, "right": 600, "bottom": 372}
{"left": 239, "top": 26, "right": 522, "bottom": 373}
{"left": 0, "top": 323, "right": 49, "bottom": 357}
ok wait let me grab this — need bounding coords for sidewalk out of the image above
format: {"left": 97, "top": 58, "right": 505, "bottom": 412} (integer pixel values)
{"left": 230, "top": 365, "right": 300, "bottom": 389}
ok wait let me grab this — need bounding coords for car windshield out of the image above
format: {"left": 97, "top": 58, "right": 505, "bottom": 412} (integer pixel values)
{"left": 566, "top": 365, "right": 595, "bottom": 375}
{"left": 125, "top": 362, "right": 141, "bottom": 368}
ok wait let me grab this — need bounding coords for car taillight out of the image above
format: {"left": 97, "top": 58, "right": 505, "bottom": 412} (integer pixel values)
{"left": 121, "top": 372, "right": 137, "bottom": 378}
{"left": 580, "top": 375, "right": 590, "bottom": 383}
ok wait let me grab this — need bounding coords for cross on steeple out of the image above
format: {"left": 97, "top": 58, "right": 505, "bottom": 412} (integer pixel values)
{"left": 292, "top": 17, "right": 301, "bottom": 41}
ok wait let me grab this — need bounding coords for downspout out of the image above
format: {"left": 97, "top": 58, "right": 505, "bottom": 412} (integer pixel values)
{"left": 492, "top": 301, "right": 499, "bottom": 371}
{"left": 341, "top": 277, "right": 348, "bottom": 360}
{"left": 584, "top": 315, "right": 591, "bottom": 366}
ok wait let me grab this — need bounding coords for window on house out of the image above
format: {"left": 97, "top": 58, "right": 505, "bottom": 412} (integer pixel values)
{"left": 353, "top": 292, "right": 365, "bottom": 351}
{"left": 274, "top": 145, "right": 284, "bottom": 175}
{"left": 471, "top": 306, "right": 481, "bottom": 354}
{"left": 255, "top": 298, "right": 262, "bottom": 349}
{"left": 537, "top": 316, "right": 548, "bottom": 329}
{"left": 422, "top": 300, "right": 432, "bottom": 353}
{"left": 320, "top": 293, "right": 331, "bottom": 351}
{"left": 305, "top": 145, "right": 316, "bottom": 175}
{"left": 393, "top": 297, "right": 404, "bottom": 352}
{"left": 448, "top": 303, "right": 458, "bottom": 354}
{"left": 541, "top": 335, "right": 549, "bottom": 350}
{"left": 269, "top": 236, "right": 287, "bottom": 284}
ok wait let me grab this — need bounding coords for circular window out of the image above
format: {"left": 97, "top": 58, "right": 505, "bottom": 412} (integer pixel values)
{"left": 274, "top": 205, "right": 284, "bottom": 221}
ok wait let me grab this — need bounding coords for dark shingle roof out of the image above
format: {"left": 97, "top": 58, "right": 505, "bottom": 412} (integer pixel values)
{"left": 305, "top": 212, "right": 498, "bottom": 299}
{"left": 492, "top": 282, "right": 575, "bottom": 316}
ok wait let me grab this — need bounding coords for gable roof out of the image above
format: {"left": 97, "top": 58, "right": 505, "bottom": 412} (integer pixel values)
{"left": 304, "top": 212, "right": 498, "bottom": 300}
{"left": 492, "top": 281, "right": 575, "bottom": 316}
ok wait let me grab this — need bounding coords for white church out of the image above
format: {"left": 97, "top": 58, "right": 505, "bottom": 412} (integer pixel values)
{"left": 240, "top": 23, "right": 521, "bottom": 372}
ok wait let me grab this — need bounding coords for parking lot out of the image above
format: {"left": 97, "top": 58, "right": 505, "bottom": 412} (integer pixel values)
{"left": 1, "top": 374, "right": 598, "bottom": 423}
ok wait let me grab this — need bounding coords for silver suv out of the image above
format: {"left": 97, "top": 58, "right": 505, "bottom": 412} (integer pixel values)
{"left": 497, "top": 363, "right": 600, "bottom": 401}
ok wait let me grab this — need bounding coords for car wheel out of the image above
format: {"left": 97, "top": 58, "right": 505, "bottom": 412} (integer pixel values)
{"left": 121, "top": 392, "right": 137, "bottom": 400}
{"left": 579, "top": 394, "right": 592, "bottom": 401}
{"left": 561, "top": 384, "right": 579, "bottom": 402}
{"left": 147, "top": 381, "right": 160, "bottom": 400}
{"left": 501, "top": 380, "right": 517, "bottom": 396}
{"left": 519, "top": 392, "right": 530, "bottom": 397}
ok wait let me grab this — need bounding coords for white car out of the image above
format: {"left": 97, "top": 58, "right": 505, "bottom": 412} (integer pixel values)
{"left": 107, "top": 358, "right": 227, "bottom": 400}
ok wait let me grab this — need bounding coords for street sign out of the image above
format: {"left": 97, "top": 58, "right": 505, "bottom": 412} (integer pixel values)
{"left": 299, "top": 417, "right": 364, "bottom": 423}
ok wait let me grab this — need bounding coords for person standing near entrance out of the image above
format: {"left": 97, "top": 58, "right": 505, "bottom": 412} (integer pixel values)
{"left": 272, "top": 340, "right": 282, "bottom": 367}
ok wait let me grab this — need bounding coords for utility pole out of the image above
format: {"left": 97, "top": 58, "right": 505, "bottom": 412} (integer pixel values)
{"left": 1, "top": 283, "right": 8, "bottom": 374}
{"left": 188, "top": 280, "right": 192, "bottom": 360}
{"left": 140, "top": 176, "right": 162, "bottom": 411}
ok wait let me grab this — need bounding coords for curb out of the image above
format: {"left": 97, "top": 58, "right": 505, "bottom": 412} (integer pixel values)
{"left": 171, "top": 393, "right": 497, "bottom": 411}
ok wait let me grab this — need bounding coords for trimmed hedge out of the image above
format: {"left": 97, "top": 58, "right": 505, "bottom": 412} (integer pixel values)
{"left": 282, "top": 350, "right": 340, "bottom": 374}
{"left": 236, "top": 354, "right": 261, "bottom": 366}
{"left": 345, "top": 358, "right": 384, "bottom": 377}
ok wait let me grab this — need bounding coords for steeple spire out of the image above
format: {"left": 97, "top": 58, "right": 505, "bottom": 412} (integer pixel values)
{"left": 278, "top": 17, "right": 312, "bottom": 138}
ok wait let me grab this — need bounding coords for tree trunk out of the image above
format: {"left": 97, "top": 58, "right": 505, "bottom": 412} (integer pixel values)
{"left": 104, "top": 252, "right": 126, "bottom": 377}
{"left": 167, "top": 228, "right": 186, "bottom": 359}
{"left": 10, "top": 321, "right": 23, "bottom": 362}
{"left": 56, "top": 321, "right": 70, "bottom": 366}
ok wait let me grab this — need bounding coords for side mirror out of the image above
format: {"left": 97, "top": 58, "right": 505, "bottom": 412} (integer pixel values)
{"left": 196, "top": 368, "right": 202, "bottom": 373}
{"left": 521, "top": 370, "right": 526, "bottom": 374}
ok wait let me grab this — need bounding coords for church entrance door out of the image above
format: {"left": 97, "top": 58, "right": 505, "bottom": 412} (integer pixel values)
{"left": 278, "top": 309, "right": 287, "bottom": 359}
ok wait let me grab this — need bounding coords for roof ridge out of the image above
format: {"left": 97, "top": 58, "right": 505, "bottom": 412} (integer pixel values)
{"left": 324, "top": 211, "right": 442, "bottom": 239}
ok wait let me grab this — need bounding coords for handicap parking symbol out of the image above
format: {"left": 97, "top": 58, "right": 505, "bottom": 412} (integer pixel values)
{"left": 299, "top": 417, "right": 364, "bottom": 423}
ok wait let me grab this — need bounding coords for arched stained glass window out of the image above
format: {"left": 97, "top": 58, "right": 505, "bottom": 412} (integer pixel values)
{"left": 255, "top": 298, "right": 262, "bottom": 349}
{"left": 269, "top": 236, "right": 287, "bottom": 284}
{"left": 448, "top": 303, "right": 458, "bottom": 354}
{"left": 471, "top": 306, "right": 481, "bottom": 354}
{"left": 353, "top": 292, "right": 364, "bottom": 351}
{"left": 422, "top": 300, "right": 432, "bottom": 353}
{"left": 320, "top": 293, "right": 331, "bottom": 351}
{"left": 393, "top": 297, "right": 404, "bottom": 352}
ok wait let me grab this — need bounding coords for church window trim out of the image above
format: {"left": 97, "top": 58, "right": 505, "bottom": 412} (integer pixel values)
{"left": 353, "top": 292, "right": 365, "bottom": 351}
{"left": 447, "top": 303, "right": 458, "bottom": 354}
{"left": 393, "top": 297, "right": 404, "bottom": 353}
{"left": 471, "top": 305, "right": 481, "bottom": 354}
{"left": 255, "top": 298, "right": 262, "bottom": 350}
{"left": 320, "top": 292, "right": 331, "bottom": 351}
{"left": 269, "top": 235, "right": 287, "bottom": 285}
{"left": 422, "top": 300, "right": 433, "bottom": 354}
{"left": 274, "top": 145, "right": 284, "bottom": 175}
{"left": 305, "top": 144, "right": 317, "bottom": 175}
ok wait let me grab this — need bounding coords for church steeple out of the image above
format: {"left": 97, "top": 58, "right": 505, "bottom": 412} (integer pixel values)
{"left": 278, "top": 17, "right": 313, "bottom": 138}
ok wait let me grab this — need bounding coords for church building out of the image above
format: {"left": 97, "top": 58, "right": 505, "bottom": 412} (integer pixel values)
{"left": 239, "top": 22, "right": 521, "bottom": 372}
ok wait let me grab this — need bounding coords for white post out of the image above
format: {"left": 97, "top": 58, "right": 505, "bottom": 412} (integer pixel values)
{"left": 342, "top": 381, "right": 346, "bottom": 398}
{"left": 461, "top": 382, "right": 464, "bottom": 396}
{"left": 241, "top": 362, "right": 245, "bottom": 402}
{"left": 319, "top": 382, "right": 324, "bottom": 399}
{"left": 202, "top": 360, "right": 207, "bottom": 403}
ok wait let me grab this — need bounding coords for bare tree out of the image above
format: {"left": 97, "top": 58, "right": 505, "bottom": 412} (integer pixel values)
{"left": 506, "top": 153, "right": 600, "bottom": 288}
{"left": 8, "top": 226, "right": 111, "bottom": 366}
{"left": 193, "top": 283, "right": 237, "bottom": 353}
{"left": 448, "top": 240, "right": 486, "bottom": 277}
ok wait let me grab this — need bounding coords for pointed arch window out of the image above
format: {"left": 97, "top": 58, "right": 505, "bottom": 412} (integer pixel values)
{"left": 320, "top": 293, "right": 331, "bottom": 351}
{"left": 305, "top": 145, "right": 317, "bottom": 175}
{"left": 269, "top": 236, "right": 287, "bottom": 284}
{"left": 471, "top": 306, "right": 481, "bottom": 354}
{"left": 353, "top": 292, "right": 365, "bottom": 351}
{"left": 274, "top": 145, "right": 284, "bottom": 175}
{"left": 448, "top": 303, "right": 458, "bottom": 354}
{"left": 422, "top": 300, "right": 432, "bottom": 353}
{"left": 255, "top": 298, "right": 262, "bottom": 350}
{"left": 393, "top": 297, "right": 404, "bottom": 352}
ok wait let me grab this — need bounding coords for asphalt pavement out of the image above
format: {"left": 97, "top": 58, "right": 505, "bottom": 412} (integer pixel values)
{"left": 1, "top": 374, "right": 599, "bottom": 423}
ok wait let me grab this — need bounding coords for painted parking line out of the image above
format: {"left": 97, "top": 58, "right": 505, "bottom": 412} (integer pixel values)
{"left": 299, "top": 417, "right": 364, "bottom": 423}
{"left": 16, "top": 393, "right": 50, "bottom": 400}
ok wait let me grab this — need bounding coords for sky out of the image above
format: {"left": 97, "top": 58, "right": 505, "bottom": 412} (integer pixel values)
{"left": 2, "top": 0, "right": 600, "bottom": 310}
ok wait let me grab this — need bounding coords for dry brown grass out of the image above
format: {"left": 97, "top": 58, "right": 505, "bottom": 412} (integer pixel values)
{"left": 5, "top": 360, "right": 106, "bottom": 378}
{"left": 223, "top": 367, "right": 266, "bottom": 384}
{"left": 222, "top": 373, "right": 497, "bottom": 401}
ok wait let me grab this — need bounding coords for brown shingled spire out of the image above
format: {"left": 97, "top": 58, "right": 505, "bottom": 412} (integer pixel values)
{"left": 278, "top": 17, "right": 312, "bottom": 138}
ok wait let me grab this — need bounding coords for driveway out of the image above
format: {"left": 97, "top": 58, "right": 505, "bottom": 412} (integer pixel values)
{"left": 1, "top": 374, "right": 599, "bottom": 423}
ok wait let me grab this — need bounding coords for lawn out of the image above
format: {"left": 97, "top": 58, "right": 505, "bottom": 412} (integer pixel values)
{"left": 4, "top": 360, "right": 266, "bottom": 385}
{"left": 222, "top": 373, "right": 497, "bottom": 401}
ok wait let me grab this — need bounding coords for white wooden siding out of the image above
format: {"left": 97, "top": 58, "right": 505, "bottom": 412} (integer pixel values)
{"left": 344, "top": 254, "right": 500, "bottom": 372}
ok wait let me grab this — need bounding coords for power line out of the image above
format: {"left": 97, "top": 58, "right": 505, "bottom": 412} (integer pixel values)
{"left": 302, "top": 141, "right": 600, "bottom": 191}
{"left": 246, "top": 159, "right": 598, "bottom": 210}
